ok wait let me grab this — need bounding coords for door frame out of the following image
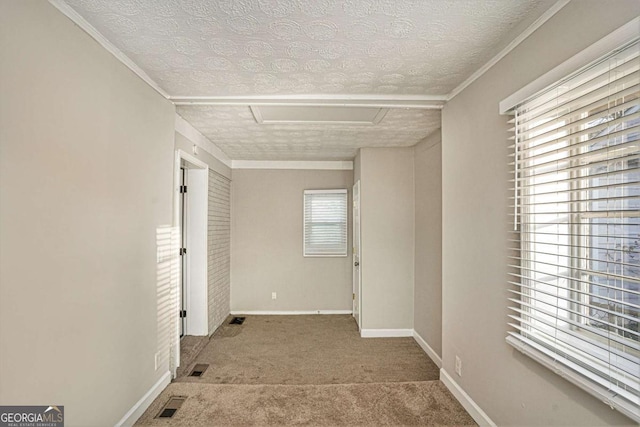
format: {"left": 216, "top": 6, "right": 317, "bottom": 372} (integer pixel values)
{"left": 172, "top": 150, "right": 209, "bottom": 376}
{"left": 352, "top": 180, "right": 362, "bottom": 330}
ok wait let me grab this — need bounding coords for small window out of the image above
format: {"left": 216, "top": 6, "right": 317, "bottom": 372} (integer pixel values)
{"left": 303, "top": 189, "right": 348, "bottom": 257}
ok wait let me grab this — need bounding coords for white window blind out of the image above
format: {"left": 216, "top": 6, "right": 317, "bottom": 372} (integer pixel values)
{"left": 303, "top": 189, "right": 347, "bottom": 257}
{"left": 507, "top": 39, "right": 639, "bottom": 421}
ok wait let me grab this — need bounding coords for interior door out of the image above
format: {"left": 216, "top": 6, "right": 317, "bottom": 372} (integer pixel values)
{"left": 352, "top": 180, "right": 361, "bottom": 328}
{"left": 179, "top": 167, "right": 188, "bottom": 337}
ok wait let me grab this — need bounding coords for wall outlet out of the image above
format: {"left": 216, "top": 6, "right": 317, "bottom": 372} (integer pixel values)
{"left": 272, "top": 292, "right": 277, "bottom": 300}
{"left": 455, "top": 356, "right": 462, "bottom": 377}
{"left": 154, "top": 352, "right": 159, "bottom": 371}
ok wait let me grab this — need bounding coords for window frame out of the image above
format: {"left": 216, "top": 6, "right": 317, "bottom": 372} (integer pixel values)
{"left": 303, "top": 189, "right": 348, "bottom": 258}
{"left": 504, "top": 34, "right": 639, "bottom": 423}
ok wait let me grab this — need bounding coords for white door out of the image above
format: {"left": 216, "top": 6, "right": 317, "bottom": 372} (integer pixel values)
{"left": 179, "top": 167, "right": 188, "bottom": 337}
{"left": 352, "top": 181, "right": 361, "bottom": 329}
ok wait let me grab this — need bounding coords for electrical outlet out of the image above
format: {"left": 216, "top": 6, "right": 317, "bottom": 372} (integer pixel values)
{"left": 272, "top": 292, "right": 277, "bottom": 300}
{"left": 455, "top": 356, "right": 462, "bottom": 377}
{"left": 154, "top": 352, "right": 159, "bottom": 371}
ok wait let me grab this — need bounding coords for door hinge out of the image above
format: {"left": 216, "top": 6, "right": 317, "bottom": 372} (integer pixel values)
{"left": 180, "top": 310, "right": 187, "bottom": 318}
{"left": 352, "top": 293, "right": 355, "bottom": 300}
{"left": 180, "top": 185, "right": 187, "bottom": 193}
{"left": 179, "top": 248, "right": 187, "bottom": 256}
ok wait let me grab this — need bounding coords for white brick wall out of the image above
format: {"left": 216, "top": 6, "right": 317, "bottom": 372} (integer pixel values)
{"left": 208, "top": 170, "right": 231, "bottom": 335}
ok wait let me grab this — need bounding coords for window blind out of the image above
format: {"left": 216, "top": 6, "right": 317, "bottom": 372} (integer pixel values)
{"left": 507, "top": 40, "right": 639, "bottom": 421}
{"left": 303, "top": 189, "right": 348, "bottom": 257}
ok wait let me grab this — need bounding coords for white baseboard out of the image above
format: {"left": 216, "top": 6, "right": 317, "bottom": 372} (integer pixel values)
{"left": 440, "top": 368, "right": 496, "bottom": 427}
{"left": 230, "top": 310, "right": 352, "bottom": 315}
{"left": 412, "top": 331, "right": 442, "bottom": 368}
{"left": 115, "top": 371, "right": 171, "bottom": 427}
{"left": 360, "top": 329, "right": 413, "bottom": 338}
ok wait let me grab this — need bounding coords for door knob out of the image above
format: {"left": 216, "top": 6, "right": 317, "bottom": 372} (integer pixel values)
{"left": 354, "top": 261, "right": 360, "bottom": 267}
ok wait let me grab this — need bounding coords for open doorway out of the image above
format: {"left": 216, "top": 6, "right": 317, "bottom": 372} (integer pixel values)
{"left": 353, "top": 180, "right": 361, "bottom": 330}
{"left": 172, "top": 150, "right": 209, "bottom": 377}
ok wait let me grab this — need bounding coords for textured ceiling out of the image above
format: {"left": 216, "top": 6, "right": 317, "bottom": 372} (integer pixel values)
{"left": 60, "top": 0, "right": 549, "bottom": 160}
{"left": 177, "top": 105, "right": 441, "bottom": 160}
{"left": 64, "top": 0, "right": 545, "bottom": 96}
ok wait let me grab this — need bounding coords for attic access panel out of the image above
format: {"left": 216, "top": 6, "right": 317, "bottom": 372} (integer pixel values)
{"left": 250, "top": 105, "right": 389, "bottom": 124}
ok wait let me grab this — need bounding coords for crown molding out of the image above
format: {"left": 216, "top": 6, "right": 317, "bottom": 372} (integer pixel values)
{"left": 232, "top": 160, "right": 353, "bottom": 170}
{"left": 171, "top": 94, "right": 446, "bottom": 109}
{"left": 48, "top": 0, "right": 169, "bottom": 99}
{"left": 446, "top": 0, "right": 571, "bottom": 101}
{"left": 175, "top": 114, "right": 232, "bottom": 168}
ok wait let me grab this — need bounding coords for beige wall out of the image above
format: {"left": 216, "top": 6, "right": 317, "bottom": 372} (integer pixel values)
{"left": 0, "top": 2, "right": 176, "bottom": 425}
{"left": 359, "top": 148, "right": 414, "bottom": 330}
{"left": 441, "top": 1, "right": 640, "bottom": 425}
{"left": 413, "top": 132, "right": 442, "bottom": 356}
{"left": 231, "top": 169, "right": 353, "bottom": 312}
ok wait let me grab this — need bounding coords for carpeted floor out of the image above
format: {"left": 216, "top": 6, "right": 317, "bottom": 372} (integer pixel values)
{"left": 135, "top": 315, "right": 476, "bottom": 426}
{"left": 176, "top": 335, "right": 209, "bottom": 378}
{"left": 175, "top": 315, "right": 440, "bottom": 385}
{"left": 135, "top": 381, "right": 476, "bottom": 426}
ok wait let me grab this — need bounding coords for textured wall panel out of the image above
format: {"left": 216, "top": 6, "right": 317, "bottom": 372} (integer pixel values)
{"left": 208, "top": 170, "right": 231, "bottom": 335}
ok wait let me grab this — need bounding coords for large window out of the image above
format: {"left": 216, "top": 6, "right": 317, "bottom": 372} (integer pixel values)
{"left": 303, "top": 189, "right": 348, "bottom": 257}
{"left": 507, "top": 40, "right": 639, "bottom": 421}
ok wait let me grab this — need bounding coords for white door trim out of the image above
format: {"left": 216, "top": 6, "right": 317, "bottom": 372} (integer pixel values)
{"left": 173, "top": 150, "right": 209, "bottom": 376}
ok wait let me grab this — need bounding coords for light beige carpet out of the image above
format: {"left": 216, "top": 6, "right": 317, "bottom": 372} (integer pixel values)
{"left": 136, "top": 315, "right": 475, "bottom": 426}
{"left": 176, "top": 335, "right": 209, "bottom": 378}
{"left": 175, "top": 315, "right": 440, "bottom": 385}
{"left": 135, "top": 381, "right": 476, "bottom": 426}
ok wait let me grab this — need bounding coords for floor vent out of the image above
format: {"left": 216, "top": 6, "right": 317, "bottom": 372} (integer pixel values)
{"left": 230, "top": 316, "right": 246, "bottom": 325}
{"left": 189, "top": 363, "right": 209, "bottom": 377}
{"left": 157, "top": 396, "right": 186, "bottom": 419}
